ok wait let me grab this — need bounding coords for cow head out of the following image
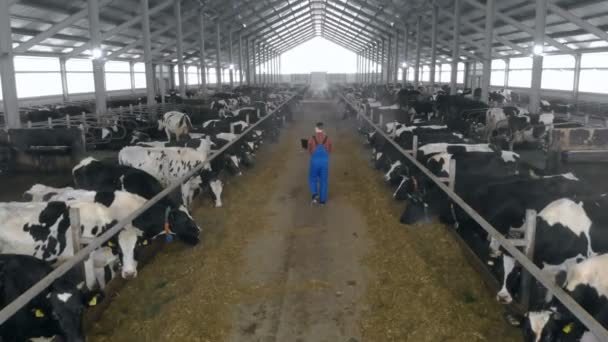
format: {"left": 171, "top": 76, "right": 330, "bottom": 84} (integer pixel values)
{"left": 384, "top": 160, "right": 407, "bottom": 185}
{"left": 104, "top": 226, "right": 143, "bottom": 279}
{"left": 521, "top": 310, "right": 562, "bottom": 342}
{"left": 494, "top": 255, "right": 521, "bottom": 304}
{"left": 168, "top": 205, "right": 201, "bottom": 244}
{"left": 225, "top": 154, "right": 242, "bottom": 176}
{"left": 46, "top": 278, "right": 104, "bottom": 342}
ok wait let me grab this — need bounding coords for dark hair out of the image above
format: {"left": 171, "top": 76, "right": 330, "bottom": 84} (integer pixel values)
{"left": 316, "top": 122, "right": 324, "bottom": 128}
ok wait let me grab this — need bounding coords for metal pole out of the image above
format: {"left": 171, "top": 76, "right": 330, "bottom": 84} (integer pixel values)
{"left": 0, "top": 0, "right": 19, "bottom": 129}
{"left": 403, "top": 25, "right": 409, "bottom": 83}
{"left": 481, "top": 0, "right": 495, "bottom": 103}
{"left": 504, "top": 58, "right": 510, "bottom": 88}
{"left": 387, "top": 36, "right": 392, "bottom": 83}
{"left": 169, "top": 64, "right": 175, "bottom": 89}
{"left": 198, "top": 7, "right": 207, "bottom": 93}
{"left": 174, "top": 0, "right": 185, "bottom": 97}
{"left": 245, "top": 39, "right": 251, "bottom": 85}
{"left": 253, "top": 40, "right": 258, "bottom": 85}
{"left": 464, "top": 61, "right": 471, "bottom": 89}
{"left": 414, "top": 16, "right": 421, "bottom": 87}
{"left": 279, "top": 54, "right": 282, "bottom": 83}
{"left": 59, "top": 58, "right": 70, "bottom": 103}
{"left": 529, "top": 0, "right": 548, "bottom": 114}
{"left": 228, "top": 28, "right": 234, "bottom": 88}
{"left": 450, "top": 0, "right": 461, "bottom": 95}
{"left": 88, "top": 0, "right": 107, "bottom": 115}
{"left": 238, "top": 34, "right": 243, "bottom": 86}
{"left": 215, "top": 21, "right": 222, "bottom": 88}
{"left": 375, "top": 41, "right": 380, "bottom": 84}
{"left": 430, "top": 4, "right": 438, "bottom": 90}
{"left": 141, "top": 0, "right": 154, "bottom": 105}
{"left": 380, "top": 38, "right": 385, "bottom": 83}
{"left": 159, "top": 64, "right": 165, "bottom": 104}
{"left": 394, "top": 29, "right": 399, "bottom": 83}
{"left": 129, "top": 61, "right": 135, "bottom": 93}
{"left": 573, "top": 53, "right": 582, "bottom": 115}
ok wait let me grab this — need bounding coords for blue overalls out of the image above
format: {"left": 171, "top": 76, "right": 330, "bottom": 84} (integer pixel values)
{"left": 309, "top": 135, "right": 329, "bottom": 203}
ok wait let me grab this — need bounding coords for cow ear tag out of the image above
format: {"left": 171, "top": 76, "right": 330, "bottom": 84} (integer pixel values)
{"left": 562, "top": 323, "right": 574, "bottom": 334}
{"left": 142, "top": 240, "right": 149, "bottom": 246}
{"left": 164, "top": 207, "right": 173, "bottom": 243}
{"left": 107, "top": 241, "right": 114, "bottom": 247}
{"left": 88, "top": 296, "right": 98, "bottom": 307}
{"left": 33, "top": 309, "right": 45, "bottom": 318}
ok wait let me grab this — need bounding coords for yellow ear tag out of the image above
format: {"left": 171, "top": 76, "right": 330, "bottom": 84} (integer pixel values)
{"left": 34, "top": 309, "right": 45, "bottom": 318}
{"left": 107, "top": 241, "right": 114, "bottom": 247}
{"left": 142, "top": 240, "right": 148, "bottom": 246}
{"left": 562, "top": 323, "right": 574, "bottom": 334}
{"left": 88, "top": 296, "right": 98, "bottom": 307}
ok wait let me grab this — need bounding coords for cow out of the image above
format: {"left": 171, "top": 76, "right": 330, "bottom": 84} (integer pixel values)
{"left": 158, "top": 111, "right": 193, "bottom": 142}
{"left": 73, "top": 157, "right": 171, "bottom": 203}
{"left": 0, "top": 254, "right": 102, "bottom": 342}
{"left": 495, "top": 195, "right": 608, "bottom": 305}
{"left": 521, "top": 253, "right": 608, "bottom": 342}
{"left": 118, "top": 142, "right": 215, "bottom": 208}
{"left": 24, "top": 184, "right": 75, "bottom": 201}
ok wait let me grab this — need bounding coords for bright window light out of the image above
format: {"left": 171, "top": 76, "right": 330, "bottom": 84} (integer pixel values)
{"left": 91, "top": 48, "right": 103, "bottom": 59}
{"left": 402, "top": 62, "right": 407, "bottom": 68}
{"left": 229, "top": 64, "right": 235, "bottom": 70}
{"left": 281, "top": 37, "right": 356, "bottom": 73}
{"left": 533, "top": 44, "right": 544, "bottom": 55}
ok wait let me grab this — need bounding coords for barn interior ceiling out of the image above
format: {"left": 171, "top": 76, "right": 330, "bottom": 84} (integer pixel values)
{"left": 7, "top": 0, "right": 608, "bottom": 67}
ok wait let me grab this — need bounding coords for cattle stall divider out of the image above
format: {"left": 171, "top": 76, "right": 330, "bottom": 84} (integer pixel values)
{"left": 0, "top": 92, "right": 302, "bottom": 327}
{"left": 339, "top": 93, "right": 608, "bottom": 341}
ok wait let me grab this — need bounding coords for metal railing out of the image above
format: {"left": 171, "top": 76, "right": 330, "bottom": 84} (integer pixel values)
{"left": 340, "top": 93, "right": 608, "bottom": 341}
{"left": 0, "top": 91, "right": 301, "bottom": 326}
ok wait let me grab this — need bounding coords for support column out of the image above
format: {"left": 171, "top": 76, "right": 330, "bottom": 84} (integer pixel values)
{"left": 159, "top": 64, "right": 166, "bottom": 104}
{"left": 387, "top": 35, "right": 392, "bottom": 83}
{"left": 279, "top": 54, "right": 282, "bottom": 82}
{"left": 129, "top": 61, "right": 135, "bottom": 93}
{"left": 450, "top": 0, "right": 461, "bottom": 95}
{"left": 169, "top": 65, "right": 175, "bottom": 89}
{"left": 573, "top": 53, "right": 582, "bottom": 114}
{"left": 215, "top": 21, "right": 222, "bottom": 87}
{"left": 414, "top": 16, "right": 421, "bottom": 87}
{"left": 430, "top": 4, "right": 438, "bottom": 89}
{"left": 59, "top": 58, "right": 70, "bottom": 103}
{"left": 504, "top": 58, "right": 510, "bottom": 88}
{"left": 393, "top": 29, "right": 399, "bottom": 83}
{"left": 238, "top": 34, "right": 243, "bottom": 86}
{"left": 481, "top": 0, "right": 495, "bottom": 102}
{"left": 198, "top": 7, "right": 207, "bottom": 93}
{"left": 174, "top": 0, "right": 185, "bottom": 97}
{"left": 403, "top": 25, "right": 409, "bottom": 83}
{"left": 529, "top": 0, "right": 548, "bottom": 114}
{"left": 376, "top": 42, "right": 381, "bottom": 84}
{"left": 141, "top": 0, "right": 154, "bottom": 105}
{"left": 228, "top": 28, "right": 234, "bottom": 88}
{"left": 0, "top": 0, "right": 19, "bottom": 128}
{"left": 254, "top": 40, "right": 258, "bottom": 85}
{"left": 380, "top": 38, "right": 385, "bottom": 83}
{"left": 88, "top": 0, "right": 107, "bottom": 115}
{"left": 464, "top": 62, "right": 471, "bottom": 88}
{"left": 246, "top": 39, "right": 251, "bottom": 85}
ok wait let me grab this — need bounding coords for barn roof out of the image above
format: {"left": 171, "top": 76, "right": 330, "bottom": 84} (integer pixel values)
{"left": 7, "top": 0, "right": 608, "bottom": 66}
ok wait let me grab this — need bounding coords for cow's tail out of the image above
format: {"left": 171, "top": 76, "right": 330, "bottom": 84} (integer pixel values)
{"left": 180, "top": 115, "right": 193, "bottom": 131}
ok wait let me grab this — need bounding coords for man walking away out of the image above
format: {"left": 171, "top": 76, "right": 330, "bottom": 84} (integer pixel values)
{"left": 308, "top": 122, "right": 332, "bottom": 205}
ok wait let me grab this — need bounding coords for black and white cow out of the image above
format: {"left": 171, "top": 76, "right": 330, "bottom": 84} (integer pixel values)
{"left": 0, "top": 254, "right": 102, "bottom": 342}
{"left": 522, "top": 253, "right": 608, "bottom": 342}
{"left": 118, "top": 142, "right": 216, "bottom": 208}
{"left": 158, "top": 111, "right": 193, "bottom": 142}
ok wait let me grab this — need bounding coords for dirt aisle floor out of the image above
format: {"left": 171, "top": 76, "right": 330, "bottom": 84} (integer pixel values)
{"left": 89, "top": 100, "right": 521, "bottom": 342}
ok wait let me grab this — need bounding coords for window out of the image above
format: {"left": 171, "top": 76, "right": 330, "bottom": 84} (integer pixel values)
{"left": 14, "top": 56, "right": 62, "bottom": 98}
{"left": 541, "top": 54, "right": 574, "bottom": 91}
{"left": 580, "top": 52, "right": 608, "bottom": 94}
{"left": 407, "top": 67, "right": 414, "bottom": 81}
{"left": 421, "top": 65, "right": 430, "bottom": 82}
{"left": 66, "top": 58, "right": 94, "bottom": 94}
{"left": 458, "top": 62, "right": 465, "bottom": 84}
{"left": 397, "top": 67, "right": 403, "bottom": 81}
{"left": 133, "top": 63, "right": 146, "bottom": 89}
{"left": 187, "top": 65, "right": 198, "bottom": 85}
{"left": 105, "top": 61, "right": 131, "bottom": 91}
{"left": 434, "top": 65, "right": 440, "bottom": 83}
{"left": 490, "top": 59, "right": 506, "bottom": 87}
{"left": 440, "top": 64, "right": 452, "bottom": 83}
{"left": 507, "top": 57, "right": 532, "bottom": 88}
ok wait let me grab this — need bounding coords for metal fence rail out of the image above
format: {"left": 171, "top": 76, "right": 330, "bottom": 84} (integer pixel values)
{"left": 339, "top": 93, "right": 608, "bottom": 341}
{"left": 0, "top": 92, "right": 300, "bottom": 326}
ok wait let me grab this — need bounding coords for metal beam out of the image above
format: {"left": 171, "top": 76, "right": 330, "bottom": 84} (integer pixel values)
{"left": 13, "top": 0, "right": 114, "bottom": 53}
{"left": 414, "top": 16, "right": 421, "bottom": 86}
{"left": 228, "top": 28, "right": 234, "bottom": 88}
{"left": 480, "top": 0, "right": 495, "bottom": 102}
{"left": 174, "top": 0, "right": 186, "bottom": 96}
{"left": 141, "top": 0, "right": 155, "bottom": 105}
{"left": 66, "top": 0, "right": 174, "bottom": 59}
{"left": 238, "top": 33, "right": 243, "bottom": 86}
{"left": 530, "top": 0, "right": 548, "bottom": 114}
{"left": 199, "top": 7, "right": 207, "bottom": 92}
{"left": 430, "top": 4, "right": 438, "bottom": 88}
{"left": 547, "top": 2, "right": 608, "bottom": 43}
{"left": 89, "top": 0, "right": 107, "bottom": 115}
{"left": 465, "top": 0, "right": 574, "bottom": 53}
{"left": 245, "top": 38, "right": 251, "bottom": 85}
{"left": 450, "top": 0, "right": 461, "bottom": 94}
{"left": 0, "top": 0, "right": 20, "bottom": 128}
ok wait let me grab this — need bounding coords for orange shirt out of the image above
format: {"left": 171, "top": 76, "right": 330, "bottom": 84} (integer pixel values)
{"left": 308, "top": 132, "right": 332, "bottom": 154}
